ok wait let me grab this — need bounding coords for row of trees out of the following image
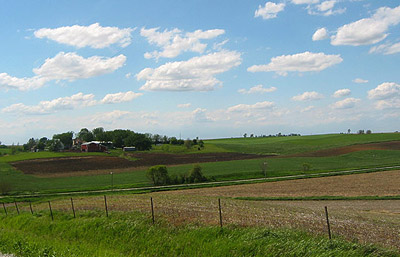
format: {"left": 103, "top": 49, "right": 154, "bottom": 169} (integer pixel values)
{"left": 243, "top": 133, "right": 301, "bottom": 138}
{"left": 146, "top": 164, "right": 209, "bottom": 186}
{"left": 22, "top": 127, "right": 203, "bottom": 152}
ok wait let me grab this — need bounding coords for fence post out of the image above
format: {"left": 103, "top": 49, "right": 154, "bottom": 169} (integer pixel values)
{"left": 48, "top": 201, "right": 54, "bottom": 221}
{"left": 2, "top": 203, "right": 7, "bottom": 216}
{"left": 14, "top": 201, "right": 19, "bottom": 215}
{"left": 104, "top": 195, "right": 109, "bottom": 217}
{"left": 71, "top": 198, "right": 76, "bottom": 218}
{"left": 29, "top": 202, "right": 34, "bottom": 215}
{"left": 218, "top": 198, "right": 223, "bottom": 228}
{"left": 150, "top": 197, "right": 155, "bottom": 224}
{"left": 325, "top": 206, "right": 332, "bottom": 240}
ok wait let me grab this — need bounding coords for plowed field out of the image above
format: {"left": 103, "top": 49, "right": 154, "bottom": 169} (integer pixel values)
{"left": 11, "top": 152, "right": 268, "bottom": 175}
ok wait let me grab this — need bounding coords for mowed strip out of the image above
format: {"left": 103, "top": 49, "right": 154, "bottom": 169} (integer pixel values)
{"left": 158, "top": 170, "right": 400, "bottom": 197}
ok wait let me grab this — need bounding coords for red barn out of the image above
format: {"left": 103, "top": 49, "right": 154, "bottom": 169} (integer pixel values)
{"left": 81, "top": 141, "right": 107, "bottom": 152}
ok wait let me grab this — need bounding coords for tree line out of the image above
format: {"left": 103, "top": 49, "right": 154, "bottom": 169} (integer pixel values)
{"left": 22, "top": 127, "right": 203, "bottom": 152}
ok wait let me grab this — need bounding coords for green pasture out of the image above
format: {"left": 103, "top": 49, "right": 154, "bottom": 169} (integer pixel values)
{"left": 207, "top": 133, "right": 400, "bottom": 155}
{"left": 1, "top": 150, "right": 399, "bottom": 194}
{"left": 0, "top": 212, "right": 396, "bottom": 257}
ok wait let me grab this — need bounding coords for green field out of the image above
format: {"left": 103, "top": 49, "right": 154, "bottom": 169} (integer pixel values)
{"left": 0, "top": 211, "right": 397, "bottom": 257}
{"left": 207, "top": 133, "right": 400, "bottom": 155}
{"left": 1, "top": 133, "right": 400, "bottom": 194}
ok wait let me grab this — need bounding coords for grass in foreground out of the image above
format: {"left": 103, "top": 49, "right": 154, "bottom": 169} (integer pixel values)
{"left": 0, "top": 211, "right": 398, "bottom": 257}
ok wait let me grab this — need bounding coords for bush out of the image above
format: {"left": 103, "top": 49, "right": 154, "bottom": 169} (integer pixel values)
{"left": 302, "top": 163, "right": 311, "bottom": 172}
{"left": 146, "top": 165, "right": 170, "bottom": 186}
{"left": 187, "top": 165, "right": 207, "bottom": 183}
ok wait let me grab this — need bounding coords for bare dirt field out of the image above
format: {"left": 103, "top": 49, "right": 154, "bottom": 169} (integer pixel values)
{"left": 11, "top": 152, "right": 268, "bottom": 175}
{"left": 160, "top": 170, "right": 400, "bottom": 197}
{"left": 289, "top": 140, "right": 400, "bottom": 157}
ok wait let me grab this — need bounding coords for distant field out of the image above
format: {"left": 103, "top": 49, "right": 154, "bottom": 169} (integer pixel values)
{"left": 207, "top": 133, "right": 400, "bottom": 155}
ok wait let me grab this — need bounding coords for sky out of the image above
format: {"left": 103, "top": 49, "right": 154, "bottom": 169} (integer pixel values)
{"left": 1, "top": 0, "right": 400, "bottom": 144}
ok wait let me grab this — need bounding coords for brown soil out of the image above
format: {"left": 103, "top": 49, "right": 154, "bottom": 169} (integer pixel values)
{"left": 11, "top": 152, "right": 269, "bottom": 175}
{"left": 288, "top": 141, "right": 400, "bottom": 157}
{"left": 160, "top": 170, "right": 400, "bottom": 197}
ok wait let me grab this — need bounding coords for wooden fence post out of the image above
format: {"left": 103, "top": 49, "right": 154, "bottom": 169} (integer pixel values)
{"left": 150, "top": 197, "right": 155, "bottom": 224}
{"left": 218, "top": 198, "right": 223, "bottom": 228}
{"left": 325, "top": 206, "right": 332, "bottom": 240}
{"left": 104, "top": 195, "right": 109, "bottom": 217}
{"left": 14, "top": 201, "right": 19, "bottom": 215}
{"left": 29, "top": 202, "right": 34, "bottom": 215}
{"left": 71, "top": 198, "right": 76, "bottom": 218}
{"left": 2, "top": 203, "right": 7, "bottom": 216}
{"left": 48, "top": 201, "right": 54, "bottom": 221}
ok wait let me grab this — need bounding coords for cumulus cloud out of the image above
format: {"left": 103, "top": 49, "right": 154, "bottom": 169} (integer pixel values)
{"left": 308, "top": 0, "right": 345, "bottom": 16}
{"left": 331, "top": 97, "right": 360, "bottom": 109}
{"left": 140, "top": 27, "right": 225, "bottom": 59}
{"left": 178, "top": 103, "right": 192, "bottom": 108}
{"left": 192, "top": 108, "right": 213, "bottom": 122}
{"left": 100, "top": 91, "right": 142, "bottom": 104}
{"left": 312, "top": 28, "right": 329, "bottom": 41}
{"left": 368, "top": 82, "right": 400, "bottom": 100}
{"left": 238, "top": 85, "right": 277, "bottom": 94}
{"left": 0, "top": 52, "right": 126, "bottom": 91}
{"left": 301, "top": 105, "right": 315, "bottom": 112}
{"left": 137, "top": 50, "right": 241, "bottom": 91}
{"left": 333, "top": 88, "right": 351, "bottom": 98}
{"left": 2, "top": 93, "right": 96, "bottom": 115}
{"left": 331, "top": 5, "right": 400, "bottom": 46}
{"left": 248, "top": 51, "right": 342, "bottom": 76}
{"left": 2, "top": 91, "right": 141, "bottom": 115}
{"left": 34, "top": 23, "right": 133, "bottom": 48}
{"left": 353, "top": 78, "right": 368, "bottom": 84}
{"left": 227, "top": 101, "right": 274, "bottom": 112}
{"left": 254, "top": 2, "right": 285, "bottom": 20}
{"left": 292, "top": 91, "right": 324, "bottom": 101}
{"left": 369, "top": 42, "right": 400, "bottom": 55}
{"left": 291, "top": 0, "right": 319, "bottom": 4}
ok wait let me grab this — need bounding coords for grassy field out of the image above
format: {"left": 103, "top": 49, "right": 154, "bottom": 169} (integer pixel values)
{"left": 0, "top": 133, "right": 399, "bottom": 194}
{"left": 0, "top": 210, "right": 398, "bottom": 256}
{"left": 207, "top": 133, "right": 400, "bottom": 155}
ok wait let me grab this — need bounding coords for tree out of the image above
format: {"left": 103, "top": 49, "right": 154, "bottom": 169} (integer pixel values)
{"left": 146, "top": 165, "right": 169, "bottom": 185}
{"left": 53, "top": 132, "right": 74, "bottom": 149}
{"left": 347, "top": 129, "right": 351, "bottom": 134}
{"left": 187, "top": 165, "right": 207, "bottom": 183}
{"left": 92, "top": 127, "right": 107, "bottom": 141}
{"left": 366, "top": 130, "right": 372, "bottom": 134}
{"left": 124, "top": 133, "right": 152, "bottom": 151}
{"left": 23, "top": 138, "right": 37, "bottom": 151}
{"left": 198, "top": 140, "right": 204, "bottom": 148}
{"left": 37, "top": 137, "right": 48, "bottom": 151}
{"left": 243, "top": 133, "right": 247, "bottom": 138}
{"left": 184, "top": 139, "right": 192, "bottom": 149}
{"left": 77, "top": 128, "right": 94, "bottom": 142}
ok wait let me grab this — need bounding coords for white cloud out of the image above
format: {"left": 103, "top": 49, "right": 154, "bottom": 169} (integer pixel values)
{"left": 291, "top": 0, "right": 319, "bottom": 4}
{"left": 331, "top": 5, "right": 400, "bottom": 46}
{"left": 101, "top": 91, "right": 142, "bottom": 104}
{"left": 0, "top": 52, "right": 126, "bottom": 91}
{"left": 238, "top": 85, "right": 277, "bottom": 94}
{"left": 292, "top": 91, "right": 324, "bottom": 101}
{"left": 301, "top": 105, "right": 315, "bottom": 112}
{"left": 248, "top": 51, "right": 342, "bottom": 76}
{"left": 368, "top": 82, "right": 400, "bottom": 100}
{"left": 125, "top": 73, "right": 132, "bottom": 79}
{"left": 255, "top": 2, "right": 285, "bottom": 20}
{"left": 137, "top": 50, "right": 241, "bottom": 91}
{"left": 331, "top": 97, "right": 360, "bottom": 109}
{"left": 177, "top": 103, "right": 192, "bottom": 108}
{"left": 308, "top": 0, "right": 345, "bottom": 16}
{"left": 2, "top": 91, "right": 141, "bottom": 115}
{"left": 2, "top": 93, "right": 97, "bottom": 115}
{"left": 34, "top": 23, "right": 133, "bottom": 48}
{"left": 333, "top": 88, "right": 351, "bottom": 98}
{"left": 192, "top": 108, "right": 213, "bottom": 122}
{"left": 33, "top": 52, "right": 126, "bottom": 81}
{"left": 369, "top": 42, "right": 400, "bottom": 55}
{"left": 90, "top": 110, "right": 132, "bottom": 125}
{"left": 140, "top": 27, "right": 225, "bottom": 59}
{"left": 353, "top": 78, "right": 368, "bottom": 84}
{"left": 227, "top": 101, "right": 274, "bottom": 112}
{"left": 312, "top": 28, "right": 329, "bottom": 41}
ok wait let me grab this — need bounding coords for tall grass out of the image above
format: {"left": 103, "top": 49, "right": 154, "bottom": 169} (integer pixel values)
{"left": 0, "top": 211, "right": 398, "bottom": 257}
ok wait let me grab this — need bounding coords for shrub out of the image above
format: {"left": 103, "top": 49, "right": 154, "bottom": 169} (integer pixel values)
{"left": 187, "top": 165, "right": 207, "bottom": 183}
{"left": 302, "top": 163, "right": 311, "bottom": 172}
{"left": 146, "top": 165, "right": 170, "bottom": 186}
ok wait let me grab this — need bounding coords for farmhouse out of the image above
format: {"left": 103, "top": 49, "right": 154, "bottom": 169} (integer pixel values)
{"left": 81, "top": 141, "right": 107, "bottom": 152}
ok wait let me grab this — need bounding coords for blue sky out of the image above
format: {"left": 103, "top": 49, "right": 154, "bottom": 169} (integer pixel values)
{"left": 1, "top": 0, "right": 400, "bottom": 144}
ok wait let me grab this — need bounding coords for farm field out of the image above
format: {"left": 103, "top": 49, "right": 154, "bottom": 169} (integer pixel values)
{"left": 0, "top": 133, "right": 400, "bottom": 194}
{"left": 1, "top": 170, "right": 399, "bottom": 254}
